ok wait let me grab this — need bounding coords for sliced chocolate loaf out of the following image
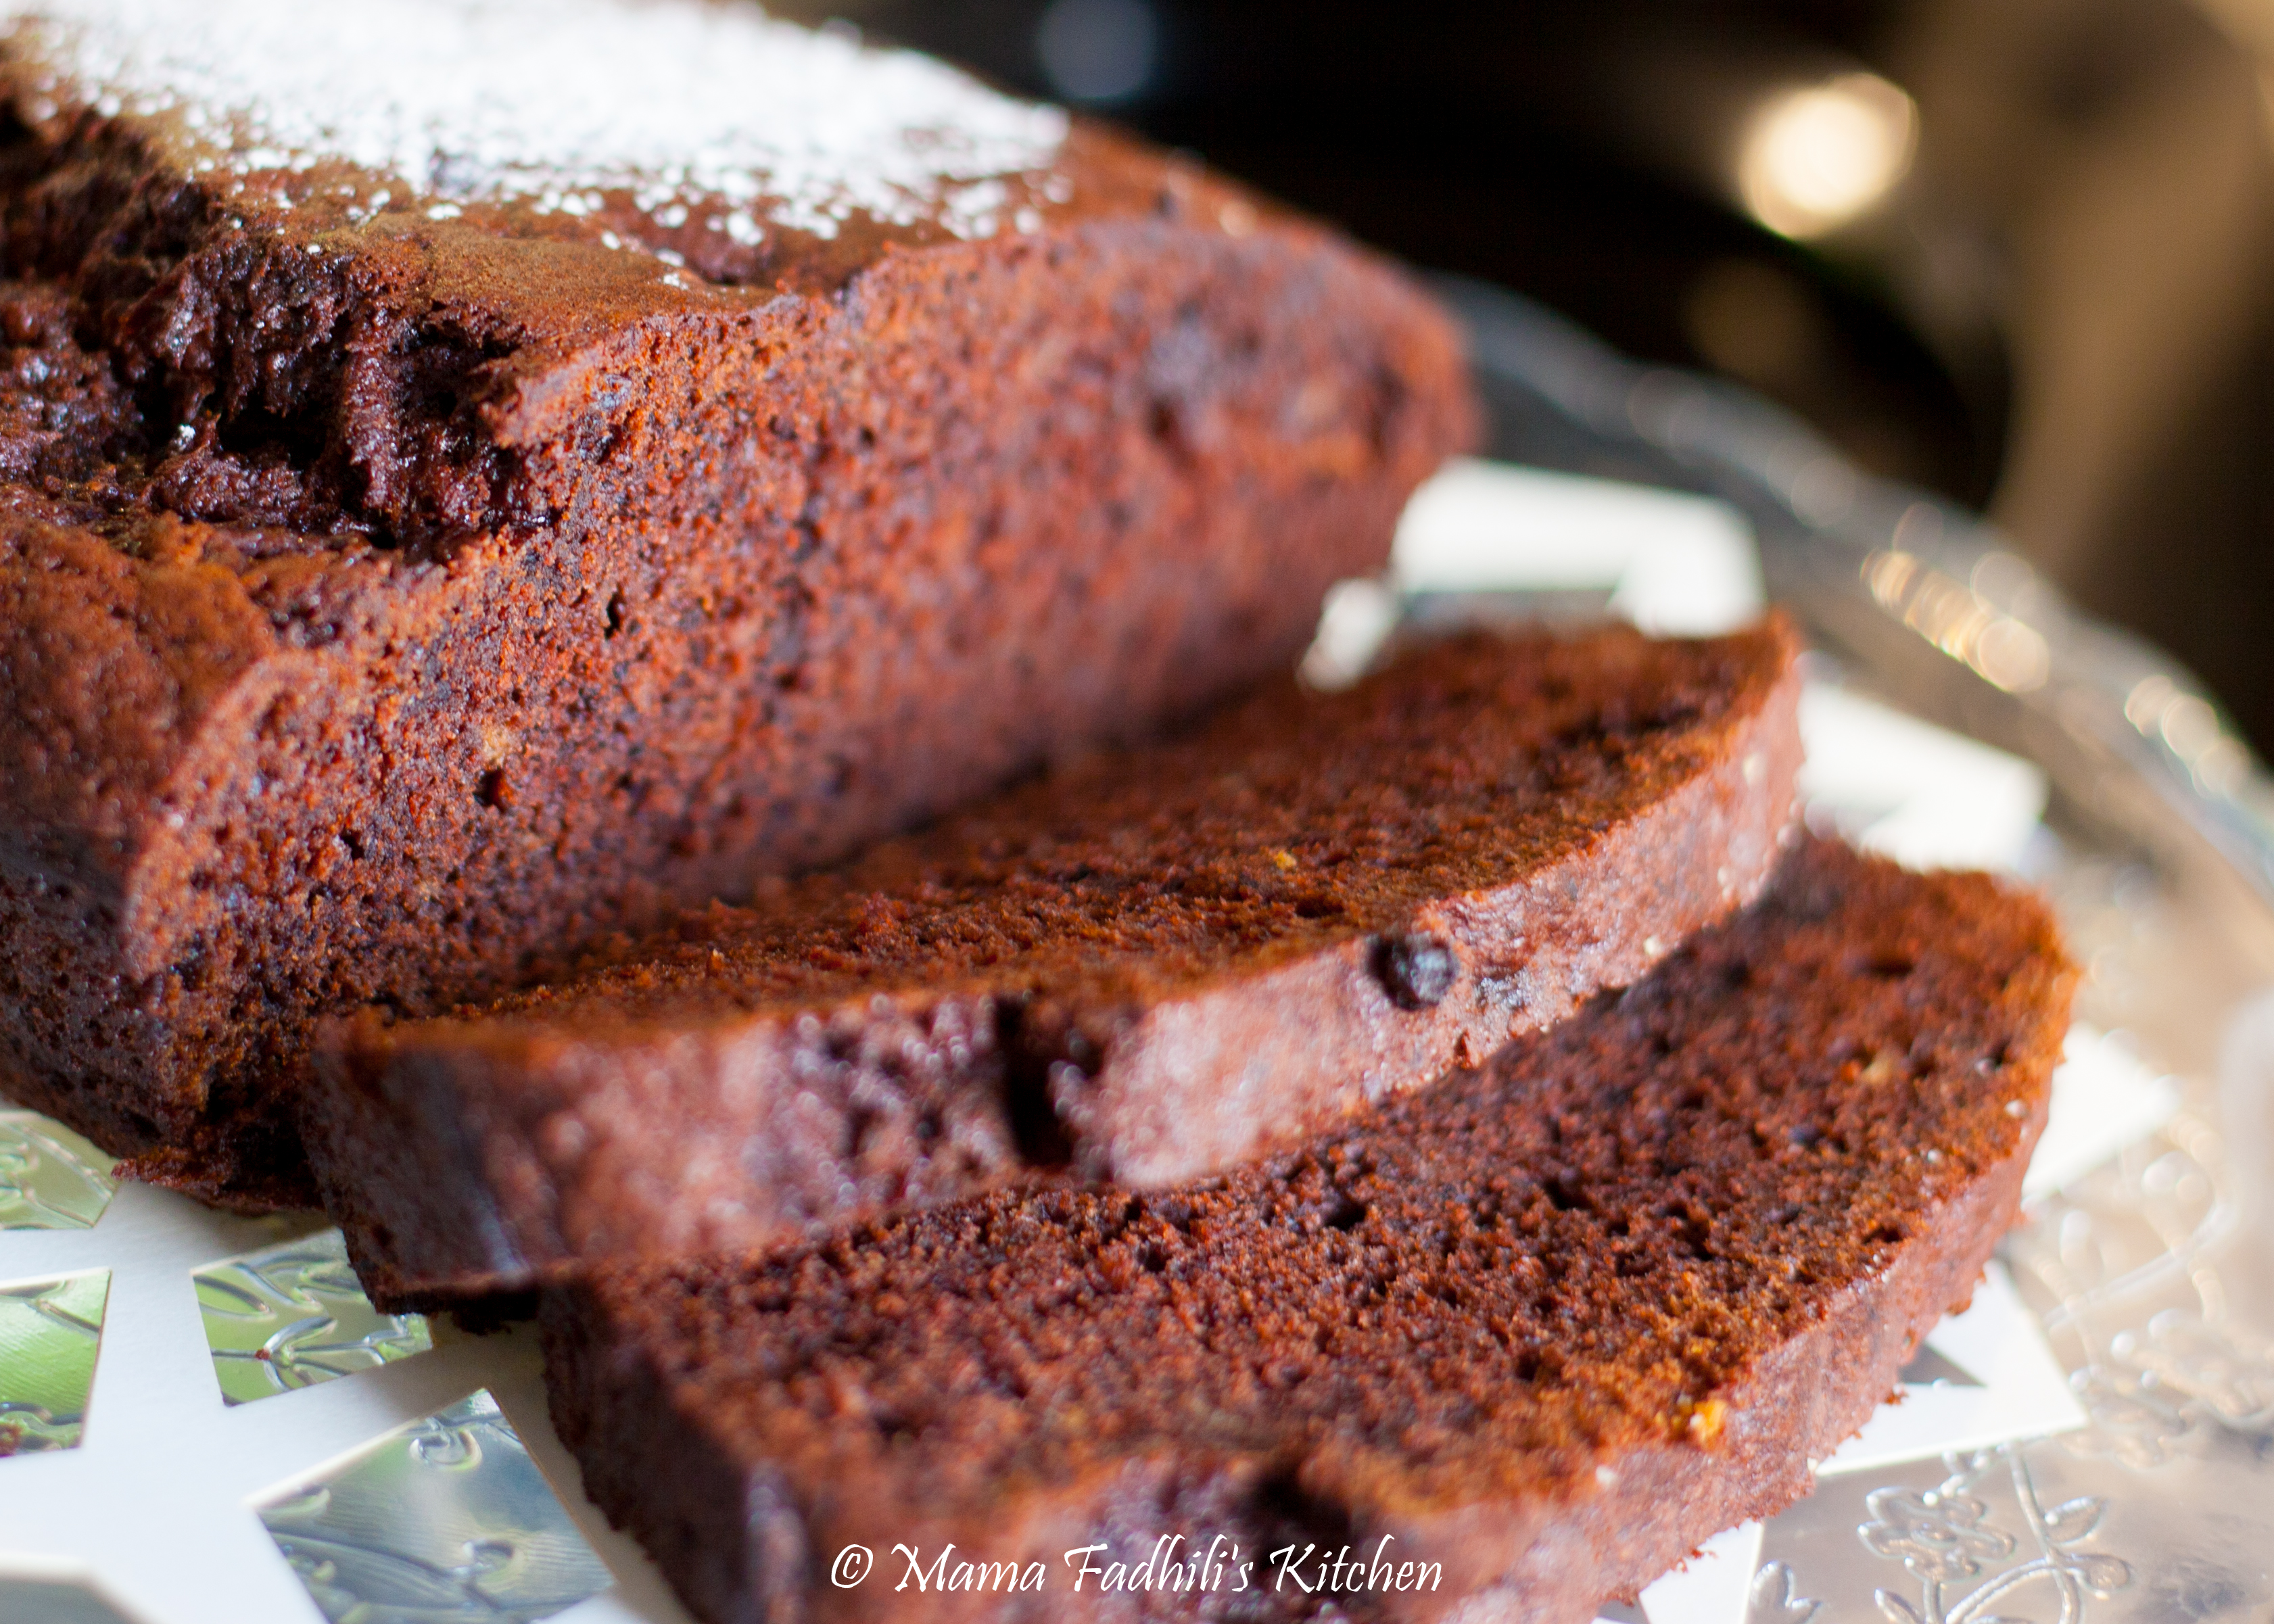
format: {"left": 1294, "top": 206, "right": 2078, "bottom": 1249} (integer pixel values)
{"left": 542, "top": 839, "right": 2073, "bottom": 1624}
{"left": 310, "top": 619, "right": 1802, "bottom": 1310}
{"left": 0, "top": 0, "right": 1473, "bottom": 1205}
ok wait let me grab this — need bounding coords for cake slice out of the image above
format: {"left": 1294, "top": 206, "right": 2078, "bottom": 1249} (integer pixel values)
{"left": 308, "top": 619, "right": 1802, "bottom": 1310}
{"left": 0, "top": 0, "right": 1472, "bottom": 1205}
{"left": 542, "top": 838, "right": 2072, "bottom": 1624}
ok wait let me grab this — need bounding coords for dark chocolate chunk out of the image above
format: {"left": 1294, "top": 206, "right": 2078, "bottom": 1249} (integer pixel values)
{"left": 1373, "top": 932, "right": 1461, "bottom": 1008}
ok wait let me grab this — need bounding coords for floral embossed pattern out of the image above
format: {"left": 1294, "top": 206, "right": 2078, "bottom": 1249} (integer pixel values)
{"left": 2004, "top": 1109, "right": 2274, "bottom": 1473}
{"left": 254, "top": 1389, "right": 612, "bottom": 1623}
{"left": 0, "top": 1269, "right": 110, "bottom": 1454}
{"left": 1860, "top": 1452, "right": 2128, "bottom": 1624}
{"left": 0, "top": 1112, "right": 118, "bottom": 1231}
{"left": 195, "top": 1227, "right": 432, "bottom": 1405}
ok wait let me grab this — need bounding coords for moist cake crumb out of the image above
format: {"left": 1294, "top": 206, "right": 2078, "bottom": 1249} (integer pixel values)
{"left": 543, "top": 839, "right": 2073, "bottom": 1624}
{"left": 308, "top": 619, "right": 1802, "bottom": 1311}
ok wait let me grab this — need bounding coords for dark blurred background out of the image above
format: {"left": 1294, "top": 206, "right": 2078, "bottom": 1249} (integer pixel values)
{"left": 783, "top": 0, "right": 2274, "bottom": 754}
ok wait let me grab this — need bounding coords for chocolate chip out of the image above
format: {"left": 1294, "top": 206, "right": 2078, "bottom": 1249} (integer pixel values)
{"left": 1373, "top": 932, "right": 1459, "bottom": 1009}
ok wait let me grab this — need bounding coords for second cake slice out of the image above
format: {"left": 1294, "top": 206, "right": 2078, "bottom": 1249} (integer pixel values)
{"left": 540, "top": 838, "right": 2070, "bottom": 1624}
{"left": 308, "top": 619, "right": 1801, "bottom": 1310}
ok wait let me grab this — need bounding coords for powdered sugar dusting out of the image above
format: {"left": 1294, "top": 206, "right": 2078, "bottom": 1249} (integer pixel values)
{"left": 6, "top": 0, "right": 1071, "bottom": 242}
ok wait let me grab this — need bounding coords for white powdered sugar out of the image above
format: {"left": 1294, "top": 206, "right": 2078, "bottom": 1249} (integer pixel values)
{"left": 5, "top": 0, "right": 1072, "bottom": 241}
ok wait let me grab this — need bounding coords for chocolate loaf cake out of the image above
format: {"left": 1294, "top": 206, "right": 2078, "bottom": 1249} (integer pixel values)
{"left": 0, "top": 0, "right": 1473, "bottom": 1205}
{"left": 310, "top": 619, "right": 1803, "bottom": 1312}
{"left": 542, "top": 839, "right": 2073, "bottom": 1624}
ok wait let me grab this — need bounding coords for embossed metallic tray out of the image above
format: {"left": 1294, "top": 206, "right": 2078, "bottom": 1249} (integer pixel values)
{"left": 5, "top": 283, "right": 2274, "bottom": 1624}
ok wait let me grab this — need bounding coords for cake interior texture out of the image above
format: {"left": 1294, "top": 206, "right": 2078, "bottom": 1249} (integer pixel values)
{"left": 0, "top": 0, "right": 1473, "bottom": 1204}
{"left": 544, "top": 838, "right": 2073, "bottom": 1624}
{"left": 313, "top": 619, "right": 1802, "bottom": 1312}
